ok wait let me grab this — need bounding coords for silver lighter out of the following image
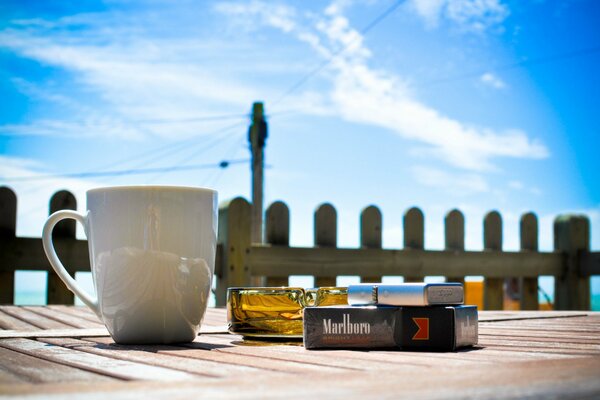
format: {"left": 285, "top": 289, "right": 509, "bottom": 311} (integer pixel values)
{"left": 347, "top": 283, "right": 464, "bottom": 306}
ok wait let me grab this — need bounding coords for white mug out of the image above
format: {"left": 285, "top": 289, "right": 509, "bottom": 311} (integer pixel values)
{"left": 42, "top": 185, "right": 218, "bottom": 344}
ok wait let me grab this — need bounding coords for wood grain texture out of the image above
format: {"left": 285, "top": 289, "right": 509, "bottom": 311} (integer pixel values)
{"left": 0, "top": 346, "right": 113, "bottom": 383}
{"left": 1, "top": 306, "right": 74, "bottom": 329}
{"left": 0, "top": 310, "right": 40, "bottom": 331}
{"left": 0, "top": 338, "right": 196, "bottom": 381}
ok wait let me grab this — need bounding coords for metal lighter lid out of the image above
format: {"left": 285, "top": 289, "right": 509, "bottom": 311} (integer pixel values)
{"left": 347, "top": 284, "right": 379, "bottom": 305}
{"left": 348, "top": 283, "right": 464, "bottom": 306}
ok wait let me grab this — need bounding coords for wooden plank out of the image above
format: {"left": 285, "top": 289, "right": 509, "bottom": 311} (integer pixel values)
{"left": 314, "top": 203, "right": 337, "bottom": 287}
{"left": 0, "top": 369, "right": 26, "bottom": 384}
{"left": 581, "top": 251, "right": 600, "bottom": 276}
{"left": 0, "top": 310, "right": 40, "bottom": 331}
{"left": 3, "top": 356, "right": 600, "bottom": 399}
{"left": 39, "top": 338, "right": 227, "bottom": 379}
{"left": 265, "top": 201, "right": 290, "bottom": 286}
{"left": 215, "top": 198, "right": 252, "bottom": 306}
{"left": 0, "top": 328, "right": 108, "bottom": 339}
{"left": 0, "top": 237, "right": 90, "bottom": 273}
{"left": 0, "top": 187, "right": 17, "bottom": 304}
{"left": 483, "top": 211, "right": 503, "bottom": 310}
{"left": 360, "top": 205, "right": 383, "bottom": 283}
{"left": 24, "top": 306, "right": 104, "bottom": 329}
{"left": 478, "top": 311, "right": 589, "bottom": 322}
{"left": 1, "top": 306, "right": 74, "bottom": 329}
{"left": 520, "top": 212, "right": 539, "bottom": 310}
{"left": 0, "top": 338, "right": 196, "bottom": 381}
{"left": 82, "top": 336, "right": 292, "bottom": 377}
{"left": 403, "top": 207, "right": 424, "bottom": 282}
{"left": 48, "top": 305, "right": 103, "bottom": 324}
{"left": 0, "top": 324, "right": 229, "bottom": 339}
{"left": 554, "top": 215, "right": 591, "bottom": 310}
{"left": 47, "top": 190, "right": 77, "bottom": 305}
{"left": 191, "top": 335, "right": 429, "bottom": 372}
{"left": 0, "top": 346, "right": 113, "bottom": 383}
{"left": 248, "top": 246, "right": 562, "bottom": 277}
{"left": 445, "top": 209, "right": 465, "bottom": 285}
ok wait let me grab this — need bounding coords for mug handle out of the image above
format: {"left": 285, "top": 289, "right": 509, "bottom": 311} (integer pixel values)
{"left": 42, "top": 210, "right": 101, "bottom": 318}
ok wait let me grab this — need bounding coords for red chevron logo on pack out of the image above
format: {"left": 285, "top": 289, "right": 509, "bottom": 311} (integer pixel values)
{"left": 412, "top": 317, "right": 429, "bottom": 340}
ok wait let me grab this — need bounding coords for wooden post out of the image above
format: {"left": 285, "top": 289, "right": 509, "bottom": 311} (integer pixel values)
{"left": 248, "top": 102, "right": 267, "bottom": 244}
{"left": 314, "top": 203, "right": 337, "bottom": 287}
{"left": 360, "top": 205, "right": 382, "bottom": 283}
{"left": 520, "top": 212, "right": 539, "bottom": 310}
{"left": 265, "top": 201, "right": 290, "bottom": 287}
{"left": 554, "top": 215, "right": 590, "bottom": 310}
{"left": 403, "top": 207, "right": 424, "bottom": 282}
{"left": 215, "top": 197, "right": 252, "bottom": 306}
{"left": 445, "top": 209, "right": 465, "bottom": 285}
{"left": 0, "top": 187, "right": 17, "bottom": 304}
{"left": 484, "top": 211, "right": 503, "bottom": 310}
{"left": 47, "top": 190, "right": 77, "bottom": 304}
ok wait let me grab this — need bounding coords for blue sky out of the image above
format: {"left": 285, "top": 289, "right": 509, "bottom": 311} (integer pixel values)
{"left": 1, "top": 0, "right": 599, "bottom": 300}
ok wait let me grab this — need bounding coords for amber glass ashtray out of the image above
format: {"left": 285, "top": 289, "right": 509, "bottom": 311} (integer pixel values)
{"left": 227, "top": 287, "right": 348, "bottom": 338}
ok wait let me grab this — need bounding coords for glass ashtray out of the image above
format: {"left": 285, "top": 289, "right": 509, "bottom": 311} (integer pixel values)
{"left": 227, "top": 286, "right": 348, "bottom": 338}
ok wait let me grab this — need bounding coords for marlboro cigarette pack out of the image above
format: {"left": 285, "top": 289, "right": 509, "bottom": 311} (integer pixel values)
{"left": 303, "top": 305, "right": 478, "bottom": 351}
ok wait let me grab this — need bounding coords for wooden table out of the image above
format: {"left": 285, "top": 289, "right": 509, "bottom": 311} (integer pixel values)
{"left": 0, "top": 306, "right": 599, "bottom": 398}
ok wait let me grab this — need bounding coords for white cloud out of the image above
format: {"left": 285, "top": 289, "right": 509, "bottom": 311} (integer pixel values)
{"left": 508, "top": 180, "right": 524, "bottom": 190}
{"left": 214, "top": 1, "right": 297, "bottom": 33}
{"left": 0, "top": 18, "right": 260, "bottom": 140}
{"left": 408, "top": 0, "right": 509, "bottom": 32}
{"left": 480, "top": 72, "right": 506, "bottom": 89}
{"left": 319, "top": 6, "right": 547, "bottom": 171}
{"left": 216, "top": 1, "right": 548, "bottom": 173}
{"left": 412, "top": 165, "right": 489, "bottom": 195}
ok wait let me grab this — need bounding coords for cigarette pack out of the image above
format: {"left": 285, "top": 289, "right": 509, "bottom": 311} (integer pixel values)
{"left": 303, "top": 305, "right": 477, "bottom": 351}
{"left": 347, "top": 283, "right": 464, "bottom": 306}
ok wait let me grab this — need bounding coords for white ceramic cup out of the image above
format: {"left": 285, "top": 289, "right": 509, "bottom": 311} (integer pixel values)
{"left": 42, "top": 186, "right": 218, "bottom": 344}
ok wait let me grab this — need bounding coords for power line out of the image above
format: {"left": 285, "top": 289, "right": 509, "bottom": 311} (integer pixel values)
{"left": 2, "top": 159, "right": 250, "bottom": 182}
{"left": 419, "top": 45, "right": 600, "bottom": 87}
{"left": 271, "top": 0, "right": 405, "bottom": 107}
{"left": 133, "top": 113, "right": 249, "bottom": 124}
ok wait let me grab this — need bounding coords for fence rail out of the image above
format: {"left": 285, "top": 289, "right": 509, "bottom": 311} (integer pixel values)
{"left": 1, "top": 188, "right": 598, "bottom": 310}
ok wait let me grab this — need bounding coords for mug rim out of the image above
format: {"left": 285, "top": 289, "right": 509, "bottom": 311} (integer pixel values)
{"left": 87, "top": 185, "right": 217, "bottom": 195}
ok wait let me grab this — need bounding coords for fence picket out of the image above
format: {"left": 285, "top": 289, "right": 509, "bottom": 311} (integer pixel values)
{"left": 554, "top": 215, "right": 590, "bottom": 310}
{"left": 314, "top": 203, "right": 337, "bottom": 287}
{"left": 47, "top": 191, "right": 77, "bottom": 305}
{"left": 265, "top": 201, "right": 290, "bottom": 287}
{"left": 360, "top": 205, "right": 382, "bottom": 283}
{"left": 520, "top": 213, "right": 539, "bottom": 310}
{"left": 0, "top": 187, "right": 16, "bottom": 304}
{"left": 403, "top": 207, "right": 424, "bottom": 282}
{"left": 215, "top": 198, "right": 252, "bottom": 306}
{"left": 484, "top": 211, "right": 503, "bottom": 310}
{"left": 445, "top": 209, "right": 465, "bottom": 285}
